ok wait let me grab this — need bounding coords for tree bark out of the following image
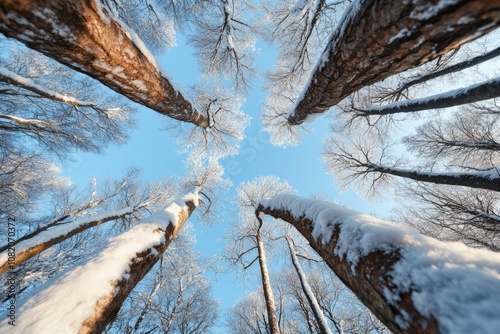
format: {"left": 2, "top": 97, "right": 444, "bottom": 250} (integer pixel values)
{"left": 286, "top": 234, "right": 332, "bottom": 334}
{"left": 256, "top": 214, "right": 281, "bottom": 334}
{"left": 288, "top": 0, "right": 500, "bottom": 125}
{"left": 353, "top": 78, "right": 500, "bottom": 117}
{"left": 368, "top": 164, "right": 500, "bottom": 192}
{"left": 0, "top": 0, "right": 209, "bottom": 127}
{"left": 8, "top": 192, "right": 200, "bottom": 334}
{"left": 256, "top": 194, "right": 500, "bottom": 333}
{"left": 0, "top": 203, "right": 147, "bottom": 274}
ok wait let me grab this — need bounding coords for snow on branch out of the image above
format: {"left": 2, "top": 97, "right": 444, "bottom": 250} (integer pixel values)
{"left": 256, "top": 194, "right": 500, "bottom": 334}
{"left": 0, "top": 203, "right": 148, "bottom": 274}
{"left": 379, "top": 46, "right": 500, "bottom": 102}
{"left": 172, "top": 82, "right": 250, "bottom": 159}
{"left": 349, "top": 77, "right": 500, "bottom": 118}
{"left": 323, "top": 135, "right": 500, "bottom": 194}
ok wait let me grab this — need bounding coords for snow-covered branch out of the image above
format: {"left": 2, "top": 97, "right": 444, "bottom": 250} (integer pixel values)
{"left": 286, "top": 234, "right": 333, "bottom": 334}
{"left": 380, "top": 46, "right": 500, "bottom": 102}
{"left": 350, "top": 77, "right": 500, "bottom": 117}
{"left": 0, "top": 202, "right": 149, "bottom": 274}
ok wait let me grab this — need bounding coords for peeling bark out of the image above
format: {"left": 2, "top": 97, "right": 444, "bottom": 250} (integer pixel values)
{"left": 0, "top": 0, "right": 209, "bottom": 127}
{"left": 289, "top": 0, "right": 500, "bottom": 125}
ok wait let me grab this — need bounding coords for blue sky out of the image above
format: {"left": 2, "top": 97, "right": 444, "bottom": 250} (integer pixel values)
{"left": 61, "top": 33, "right": 396, "bottom": 329}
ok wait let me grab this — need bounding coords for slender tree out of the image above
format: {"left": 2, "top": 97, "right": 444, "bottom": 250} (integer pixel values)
{"left": 379, "top": 46, "right": 500, "bottom": 102}
{"left": 348, "top": 77, "right": 500, "bottom": 118}
{"left": 228, "top": 176, "right": 293, "bottom": 334}
{"left": 323, "top": 133, "right": 500, "bottom": 195}
{"left": 285, "top": 234, "right": 333, "bottom": 334}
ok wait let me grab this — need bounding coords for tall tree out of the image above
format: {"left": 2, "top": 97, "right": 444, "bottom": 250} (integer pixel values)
{"left": 285, "top": 0, "right": 500, "bottom": 126}
{"left": 285, "top": 233, "right": 332, "bottom": 334}
{"left": 278, "top": 263, "right": 388, "bottom": 334}
{"left": 323, "top": 135, "right": 500, "bottom": 193}
{"left": 0, "top": 170, "right": 178, "bottom": 302}
{"left": 106, "top": 226, "right": 218, "bottom": 334}
{"left": 1, "top": 190, "right": 201, "bottom": 333}
{"left": 347, "top": 77, "right": 500, "bottom": 118}
{"left": 1, "top": 154, "right": 228, "bottom": 332}
{"left": 0, "top": 0, "right": 209, "bottom": 127}
{"left": 256, "top": 193, "right": 500, "bottom": 333}
{"left": 228, "top": 176, "right": 293, "bottom": 334}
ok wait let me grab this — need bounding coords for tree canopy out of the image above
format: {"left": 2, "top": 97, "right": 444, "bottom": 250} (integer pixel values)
{"left": 1, "top": 1, "right": 500, "bottom": 333}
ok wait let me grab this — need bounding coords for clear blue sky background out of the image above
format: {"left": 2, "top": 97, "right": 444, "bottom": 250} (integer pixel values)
{"left": 61, "top": 34, "right": 396, "bottom": 331}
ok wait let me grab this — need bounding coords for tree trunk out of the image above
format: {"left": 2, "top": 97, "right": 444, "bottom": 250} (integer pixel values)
{"left": 131, "top": 276, "right": 164, "bottom": 334}
{"left": 0, "top": 67, "right": 105, "bottom": 110}
{"left": 353, "top": 77, "right": 500, "bottom": 117}
{"left": 256, "top": 214, "right": 281, "bottom": 334}
{"left": 286, "top": 234, "right": 333, "bottom": 334}
{"left": 0, "top": 0, "right": 209, "bottom": 127}
{"left": 0, "top": 203, "right": 148, "bottom": 274}
{"left": 369, "top": 164, "right": 500, "bottom": 192}
{"left": 0, "top": 197, "right": 106, "bottom": 253}
{"left": 256, "top": 194, "right": 500, "bottom": 334}
{"left": 288, "top": 0, "right": 500, "bottom": 125}
{"left": 5, "top": 192, "right": 200, "bottom": 334}
{"left": 386, "top": 46, "right": 500, "bottom": 101}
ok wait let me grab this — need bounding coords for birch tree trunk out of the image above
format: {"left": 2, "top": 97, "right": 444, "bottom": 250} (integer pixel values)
{"left": 0, "top": 0, "right": 209, "bottom": 127}
{"left": 286, "top": 234, "right": 333, "bottom": 334}
{"left": 288, "top": 0, "right": 500, "bottom": 125}
{"left": 256, "top": 214, "right": 281, "bottom": 334}
{"left": 256, "top": 194, "right": 500, "bottom": 334}
{"left": 4, "top": 192, "right": 200, "bottom": 334}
